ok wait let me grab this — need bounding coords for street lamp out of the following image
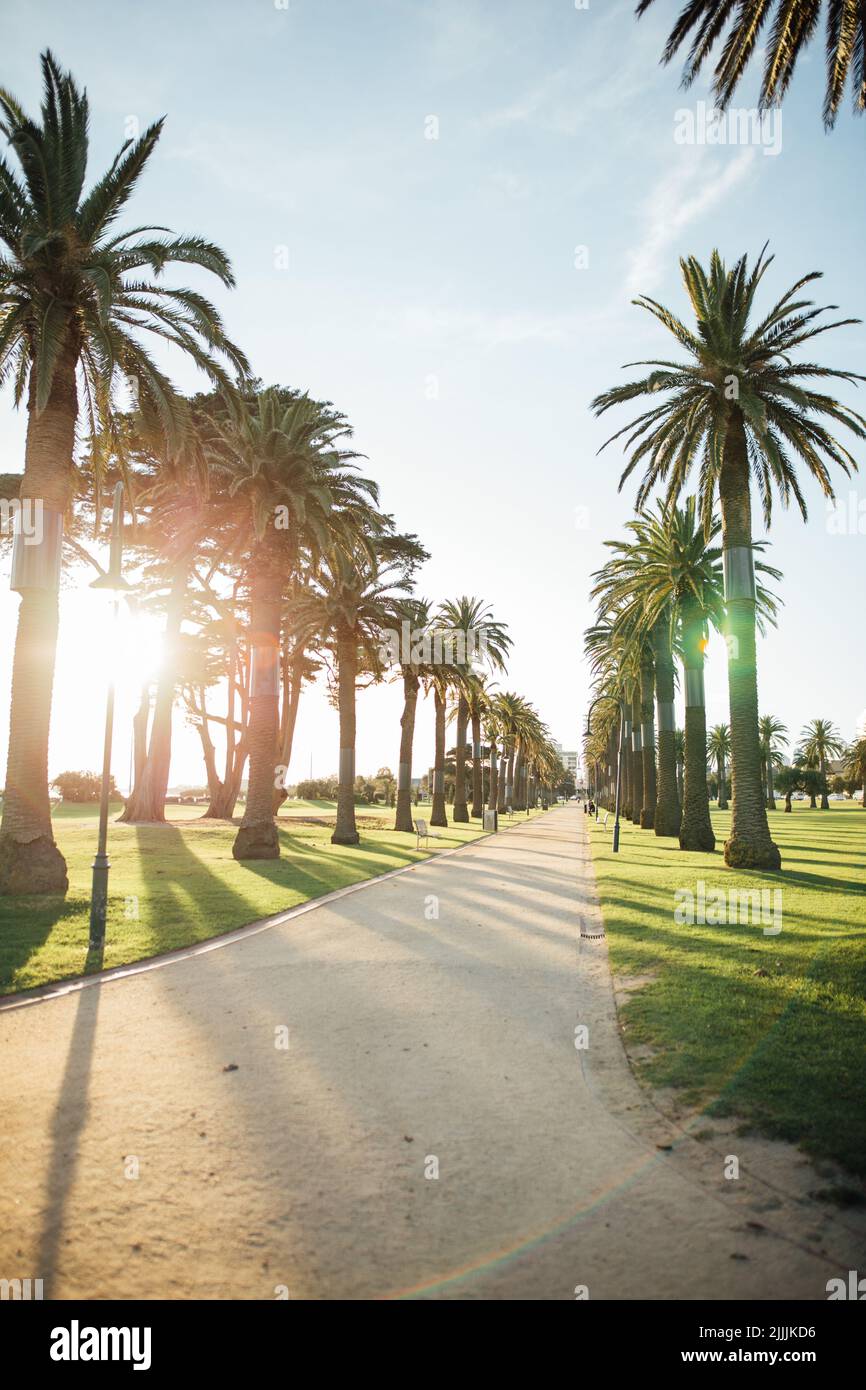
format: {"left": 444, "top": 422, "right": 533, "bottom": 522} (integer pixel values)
{"left": 88, "top": 482, "right": 133, "bottom": 951}
{"left": 584, "top": 693, "right": 626, "bottom": 854}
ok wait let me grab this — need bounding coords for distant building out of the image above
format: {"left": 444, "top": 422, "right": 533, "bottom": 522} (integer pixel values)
{"left": 553, "top": 742, "right": 581, "bottom": 783}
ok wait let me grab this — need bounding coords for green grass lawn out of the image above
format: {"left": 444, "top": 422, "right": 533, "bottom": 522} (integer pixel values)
{"left": 587, "top": 801, "right": 866, "bottom": 1177}
{"left": 0, "top": 799, "right": 544, "bottom": 996}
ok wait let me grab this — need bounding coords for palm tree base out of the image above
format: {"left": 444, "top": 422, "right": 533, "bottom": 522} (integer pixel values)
{"left": 0, "top": 833, "right": 69, "bottom": 895}
{"left": 654, "top": 807, "right": 682, "bottom": 838}
{"left": 639, "top": 809, "right": 655, "bottom": 829}
{"left": 452, "top": 803, "right": 469, "bottom": 823}
{"left": 232, "top": 821, "right": 280, "bottom": 860}
{"left": 724, "top": 836, "right": 781, "bottom": 870}
{"left": 430, "top": 794, "right": 448, "bottom": 828}
{"left": 331, "top": 830, "right": 360, "bottom": 846}
{"left": 679, "top": 831, "right": 715, "bottom": 852}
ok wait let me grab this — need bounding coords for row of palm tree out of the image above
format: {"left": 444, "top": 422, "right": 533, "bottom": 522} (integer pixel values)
{"left": 705, "top": 717, "right": 861, "bottom": 813}
{"left": 586, "top": 244, "right": 864, "bottom": 870}
{"left": 0, "top": 54, "right": 568, "bottom": 893}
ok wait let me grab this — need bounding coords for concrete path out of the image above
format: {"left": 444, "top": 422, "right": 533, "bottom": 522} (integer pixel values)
{"left": 0, "top": 807, "right": 859, "bottom": 1299}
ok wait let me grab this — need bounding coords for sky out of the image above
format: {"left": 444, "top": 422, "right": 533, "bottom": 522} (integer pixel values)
{"left": 1, "top": 0, "right": 865, "bottom": 792}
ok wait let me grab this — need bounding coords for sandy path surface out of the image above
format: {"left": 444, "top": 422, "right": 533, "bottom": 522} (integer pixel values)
{"left": 0, "top": 806, "right": 861, "bottom": 1300}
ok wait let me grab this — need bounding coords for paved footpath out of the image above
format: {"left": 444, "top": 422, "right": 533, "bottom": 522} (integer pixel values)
{"left": 0, "top": 807, "right": 860, "bottom": 1300}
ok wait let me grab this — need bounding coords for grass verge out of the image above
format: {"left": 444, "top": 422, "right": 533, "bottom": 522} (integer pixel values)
{"left": 586, "top": 802, "right": 866, "bottom": 1177}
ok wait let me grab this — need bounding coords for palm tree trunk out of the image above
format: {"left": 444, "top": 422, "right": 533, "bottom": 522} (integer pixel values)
{"left": 639, "top": 649, "right": 656, "bottom": 829}
{"left": 719, "top": 418, "right": 780, "bottom": 869}
{"left": 452, "top": 693, "right": 469, "bottom": 822}
{"left": 234, "top": 548, "right": 282, "bottom": 859}
{"left": 131, "top": 683, "right": 150, "bottom": 794}
{"left": 621, "top": 708, "right": 632, "bottom": 818}
{"left": 497, "top": 752, "right": 507, "bottom": 811}
{"left": 470, "top": 710, "right": 484, "bottom": 818}
{"left": 0, "top": 346, "right": 79, "bottom": 895}
{"left": 652, "top": 622, "right": 681, "bottom": 837}
{"left": 819, "top": 755, "right": 830, "bottom": 810}
{"left": 766, "top": 756, "right": 776, "bottom": 811}
{"left": 120, "top": 559, "right": 189, "bottom": 825}
{"left": 717, "top": 754, "right": 728, "bottom": 809}
{"left": 513, "top": 743, "right": 526, "bottom": 811}
{"left": 505, "top": 745, "right": 515, "bottom": 808}
{"left": 630, "top": 691, "right": 643, "bottom": 825}
{"left": 679, "top": 599, "right": 715, "bottom": 853}
{"left": 272, "top": 645, "right": 305, "bottom": 814}
{"left": 430, "top": 687, "right": 448, "bottom": 827}
{"left": 394, "top": 670, "right": 419, "bottom": 832}
{"left": 332, "top": 629, "right": 360, "bottom": 845}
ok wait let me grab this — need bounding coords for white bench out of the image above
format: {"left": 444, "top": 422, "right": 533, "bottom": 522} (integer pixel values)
{"left": 415, "top": 818, "right": 446, "bottom": 849}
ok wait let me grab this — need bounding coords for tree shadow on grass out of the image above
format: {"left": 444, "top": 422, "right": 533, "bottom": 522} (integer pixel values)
{"left": 0, "top": 896, "right": 83, "bottom": 996}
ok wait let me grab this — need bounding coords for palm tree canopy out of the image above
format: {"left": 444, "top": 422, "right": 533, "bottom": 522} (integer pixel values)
{"left": 636, "top": 0, "right": 866, "bottom": 128}
{"left": 591, "top": 494, "right": 782, "bottom": 654}
{"left": 203, "top": 388, "right": 376, "bottom": 560}
{"left": 435, "top": 595, "right": 512, "bottom": 674}
{"left": 0, "top": 51, "right": 248, "bottom": 470}
{"left": 758, "top": 714, "right": 789, "bottom": 763}
{"left": 797, "top": 717, "right": 845, "bottom": 765}
{"left": 592, "top": 247, "right": 866, "bottom": 536}
{"left": 707, "top": 723, "right": 731, "bottom": 759}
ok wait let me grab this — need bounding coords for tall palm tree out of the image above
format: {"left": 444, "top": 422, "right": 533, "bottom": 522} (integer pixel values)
{"left": 0, "top": 53, "right": 247, "bottom": 893}
{"left": 390, "top": 598, "right": 431, "bottom": 833}
{"left": 707, "top": 724, "right": 731, "bottom": 809}
{"left": 590, "top": 496, "right": 780, "bottom": 849}
{"left": 592, "top": 247, "right": 865, "bottom": 869}
{"left": 204, "top": 390, "right": 369, "bottom": 859}
{"left": 758, "top": 714, "right": 788, "bottom": 810}
{"left": 295, "top": 536, "right": 426, "bottom": 846}
{"left": 435, "top": 597, "right": 511, "bottom": 823}
{"left": 797, "top": 718, "right": 845, "bottom": 810}
{"left": 636, "top": 0, "right": 866, "bottom": 128}
{"left": 425, "top": 659, "right": 461, "bottom": 829}
{"left": 467, "top": 675, "right": 494, "bottom": 818}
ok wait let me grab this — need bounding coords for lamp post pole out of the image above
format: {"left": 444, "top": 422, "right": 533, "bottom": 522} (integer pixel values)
{"left": 89, "top": 483, "right": 131, "bottom": 951}
{"left": 585, "top": 694, "right": 625, "bottom": 854}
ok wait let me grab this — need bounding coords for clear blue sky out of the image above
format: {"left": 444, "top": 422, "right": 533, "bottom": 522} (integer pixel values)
{"left": 1, "top": 0, "right": 864, "bottom": 787}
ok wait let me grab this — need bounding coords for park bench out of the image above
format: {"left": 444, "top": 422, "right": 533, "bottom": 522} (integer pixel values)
{"left": 415, "top": 818, "right": 445, "bottom": 850}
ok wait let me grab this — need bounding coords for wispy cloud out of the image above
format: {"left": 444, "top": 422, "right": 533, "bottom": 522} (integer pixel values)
{"left": 624, "top": 147, "right": 756, "bottom": 295}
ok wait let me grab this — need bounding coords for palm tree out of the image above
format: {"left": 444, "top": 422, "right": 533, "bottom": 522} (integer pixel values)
{"left": 468, "top": 676, "right": 495, "bottom": 817}
{"left": 841, "top": 735, "right": 866, "bottom": 807}
{"left": 426, "top": 659, "right": 460, "bottom": 829}
{"left": 590, "top": 496, "right": 780, "bottom": 849}
{"left": 636, "top": 0, "right": 866, "bottom": 128}
{"left": 758, "top": 715, "right": 788, "bottom": 810}
{"left": 0, "top": 53, "right": 247, "bottom": 893}
{"left": 707, "top": 724, "right": 731, "bottom": 810}
{"left": 390, "top": 598, "right": 431, "bottom": 833}
{"left": 295, "top": 536, "right": 426, "bottom": 846}
{"left": 592, "top": 247, "right": 865, "bottom": 869}
{"left": 204, "top": 390, "right": 369, "bottom": 859}
{"left": 435, "top": 597, "right": 511, "bottom": 823}
{"left": 797, "top": 718, "right": 845, "bottom": 810}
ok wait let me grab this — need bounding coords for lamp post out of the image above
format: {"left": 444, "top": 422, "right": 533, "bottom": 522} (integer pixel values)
{"left": 585, "top": 693, "right": 625, "bottom": 854}
{"left": 88, "top": 482, "right": 133, "bottom": 951}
